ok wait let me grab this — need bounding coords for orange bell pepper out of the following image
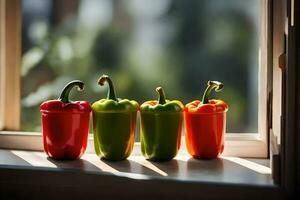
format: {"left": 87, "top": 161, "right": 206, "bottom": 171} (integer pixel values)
{"left": 184, "top": 81, "right": 228, "bottom": 159}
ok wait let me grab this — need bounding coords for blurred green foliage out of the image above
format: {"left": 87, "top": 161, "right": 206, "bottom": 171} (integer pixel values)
{"left": 21, "top": 0, "right": 259, "bottom": 133}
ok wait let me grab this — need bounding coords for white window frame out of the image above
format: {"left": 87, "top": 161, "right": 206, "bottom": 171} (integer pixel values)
{"left": 0, "top": 0, "right": 270, "bottom": 158}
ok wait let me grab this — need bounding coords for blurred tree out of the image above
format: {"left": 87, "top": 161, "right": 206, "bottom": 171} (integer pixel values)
{"left": 21, "top": 0, "right": 259, "bottom": 133}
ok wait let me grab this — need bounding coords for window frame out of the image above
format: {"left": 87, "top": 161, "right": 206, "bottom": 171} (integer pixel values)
{"left": 0, "top": 0, "right": 21, "bottom": 131}
{"left": 0, "top": 0, "right": 270, "bottom": 158}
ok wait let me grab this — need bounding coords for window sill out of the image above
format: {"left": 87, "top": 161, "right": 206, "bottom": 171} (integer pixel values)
{"left": 0, "top": 148, "right": 282, "bottom": 199}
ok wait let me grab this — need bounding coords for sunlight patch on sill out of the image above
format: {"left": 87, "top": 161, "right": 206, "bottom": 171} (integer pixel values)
{"left": 128, "top": 156, "right": 168, "bottom": 177}
{"left": 11, "top": 150, "right": 57, "bottom": 168}
{"left": 223, "top": 157, "right": 271, "bottom": 174}
{"left": 82, "top": 154, "right": 119, "bottom": 173}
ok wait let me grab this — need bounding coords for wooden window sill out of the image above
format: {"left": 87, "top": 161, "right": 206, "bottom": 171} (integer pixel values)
{"left": 0, "top": 148, "right": 283, "bottom": 199}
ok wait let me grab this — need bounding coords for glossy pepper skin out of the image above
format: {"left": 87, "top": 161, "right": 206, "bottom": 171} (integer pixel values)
{"left": 140, "top": 87, "right": 184, "bottom": 161}
{"left": 185, "top": 81, "right": 228, "bottom": 159}
{"left": 92, "top": 75, "right": 139, "bottom": 161}
{"left": 40, "top": 81, "right": 91, "bottom": 160}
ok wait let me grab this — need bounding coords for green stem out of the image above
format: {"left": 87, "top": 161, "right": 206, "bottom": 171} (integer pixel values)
{"left": 156, "top": 87, "right": 166, "bottom": 104}
{"left": 59, "top": 80, "right": 84, "bottom": 103}
{"left": 201, "top": 81, "right": 223, "bottom": 104}
{"left": 98, "top": 75, "right": 117, "bottom": 101}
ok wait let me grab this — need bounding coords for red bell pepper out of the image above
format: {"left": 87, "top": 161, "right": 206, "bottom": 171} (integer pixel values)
{"left": 40, "top": 80, "right": 91, "bottom": 160}
{"left": 184, "top": 81, "right": 228, "bottom": 159}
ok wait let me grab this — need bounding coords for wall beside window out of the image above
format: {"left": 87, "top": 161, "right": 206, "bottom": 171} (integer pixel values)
{"left": 21, "top": 0, "right": 260, "bottom": 134}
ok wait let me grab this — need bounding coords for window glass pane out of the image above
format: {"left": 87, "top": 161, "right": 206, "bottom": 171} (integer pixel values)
{"left": 21, "top": 0, "right": 259, "bottom": 133}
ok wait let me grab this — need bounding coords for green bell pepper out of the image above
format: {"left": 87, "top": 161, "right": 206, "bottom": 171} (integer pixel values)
{"left": 140, "top": 87, "right": 184, "bottom": 161}
{"left": 92, "top": 75, "right": 139, "bottom": 161}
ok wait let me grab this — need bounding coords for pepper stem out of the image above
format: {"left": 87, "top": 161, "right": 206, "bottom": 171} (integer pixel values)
{"left": 156, "top": 87, "right": 166, "bottom": 105}
{"left": 58, "top": 80, "right": 84, "bottom": 104}
{"left": 98, "top": 74, "right": 117, "bottom": 101}
{"left": 201, "top": 81, "right": 223, "bottom": 104}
